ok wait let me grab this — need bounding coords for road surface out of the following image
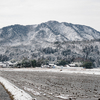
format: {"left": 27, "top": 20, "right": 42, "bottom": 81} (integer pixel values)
{"left": 0, "top": 83, "right": 11, "bottom": 100}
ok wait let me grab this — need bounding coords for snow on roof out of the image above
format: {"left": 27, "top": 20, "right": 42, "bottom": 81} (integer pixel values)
{"left": 49, "top": 64, "right": 54, "bottom": 65}
{"left": 0, "top": 62, "right": 6, "bottom": 67}
{"left": 0, "top": 76, "right": 33, "bottom": 100}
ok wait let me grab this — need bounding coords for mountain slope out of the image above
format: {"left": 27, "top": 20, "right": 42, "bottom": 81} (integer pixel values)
{"left": 0, "top": 21, "right": 100, "bottom": 67}
{"left": 0, "top": 21, "right": 100, "bottom": 46}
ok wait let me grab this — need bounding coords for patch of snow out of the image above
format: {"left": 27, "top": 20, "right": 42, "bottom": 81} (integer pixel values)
{"left": 1, "top": 68, "right": 100, "bottom": 75}
{"left": 23, "top": 86, "right": 40, "bottom": 96}
{"left": 56, "top": 94, "right": 70, "bottom": 99}
{"left": 43, "top": 93, "right": 46, "bottom": 96}
{"left": 0, "top": 76, "right": 33, "bottom": 100}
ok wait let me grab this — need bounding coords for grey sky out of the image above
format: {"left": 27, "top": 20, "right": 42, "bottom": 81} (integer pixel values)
{"left": 0, "top": 0, "right": 100, "bottom": 31}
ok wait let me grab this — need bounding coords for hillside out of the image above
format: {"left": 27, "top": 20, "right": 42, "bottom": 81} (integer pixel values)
{"left": 0, "top": 21, "right": 100, "bottom": 67}
{"left": 0, "top": 21, "right": 100, "bottom": 46}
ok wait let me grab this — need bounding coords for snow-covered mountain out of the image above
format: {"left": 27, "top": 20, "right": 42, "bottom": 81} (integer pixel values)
{"left": 0, "top": 21, "right": 100, "bottom": 46}
{"left": 0, "top": 21, "right": 100, "bottom": 67}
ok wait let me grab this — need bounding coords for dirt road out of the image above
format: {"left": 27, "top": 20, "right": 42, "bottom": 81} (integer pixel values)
{"left": 0, "top": 83, "right": 11, "bottom": 100}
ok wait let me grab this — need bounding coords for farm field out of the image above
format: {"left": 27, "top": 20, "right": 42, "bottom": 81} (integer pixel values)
{"left": 0, "top": 68, "right": 100, "bottom": 100}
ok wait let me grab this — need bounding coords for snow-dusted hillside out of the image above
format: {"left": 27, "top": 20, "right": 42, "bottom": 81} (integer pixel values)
{"left": 0, "top": 21, "right": 100, "bottom": 67}
{"left": 0, "top": 21, "right": 100, "bottom": 46}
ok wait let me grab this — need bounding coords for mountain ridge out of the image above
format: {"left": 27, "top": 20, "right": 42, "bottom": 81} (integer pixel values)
{"left": 0, "top": 21, "right": 100, "bottom": 68}
{"left": 0, "top": 20, "right": 100, "bottom": 46}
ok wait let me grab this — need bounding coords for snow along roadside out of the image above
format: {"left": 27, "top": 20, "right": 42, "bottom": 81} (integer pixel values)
{"left": 0, "top": 76, "right": 33, "bottom": 100}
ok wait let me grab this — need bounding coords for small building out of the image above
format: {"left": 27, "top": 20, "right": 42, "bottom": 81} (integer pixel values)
{"left": 41, "top": 64, "right": 57, "bottom": 68}
{"left": 6, "top": 61, "right": 17, "bottom": 67}
{"left": 0, "top": 62, "right": 7, "bottom": 68}
{"left": 49, "top": 64, "right": 55, "bottom": 68}
{"left": 69, "top": 63, "right": 76, "bottom": 67}
{"left": 66, "top": 65, "right": 70, "bottom": 67}
{"left": 41, "top": 65, "right": 49, "bottom": 68}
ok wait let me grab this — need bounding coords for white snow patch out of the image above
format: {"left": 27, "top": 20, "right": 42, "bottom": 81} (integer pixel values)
{"left": 0, "top": 76, "right": 33, "bottom": 100}
{"left": 56, "top": 94, "right": 70, "bottom": 99}
{"left": 23, "top": 86, "right": 40, "bottom": 96}
{"left": 1, "top": 67, "right": 100, "bottom": 75}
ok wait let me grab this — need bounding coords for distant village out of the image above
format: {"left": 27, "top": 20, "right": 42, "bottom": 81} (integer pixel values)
{"left": 0, "top": 61, "right": 17, "bottom": 68}
{"left": 0, "top": 57, "right": 93, "bottom": 69}
{"left": 0, "top": 61, "right": 78, "bottom": 69}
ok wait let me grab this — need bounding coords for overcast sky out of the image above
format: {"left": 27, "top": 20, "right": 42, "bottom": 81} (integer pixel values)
{"left": 0, "top": 0, "right": 100, "bottom": 31}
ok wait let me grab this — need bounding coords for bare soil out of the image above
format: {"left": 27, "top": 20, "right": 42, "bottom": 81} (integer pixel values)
{"left": 0, "top": 68, "right": 100, "bottom": 100}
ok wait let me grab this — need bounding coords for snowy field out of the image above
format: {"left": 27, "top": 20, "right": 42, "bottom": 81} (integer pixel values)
{"left": 0, "top": 67, "right": 100, "bottom": 100}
